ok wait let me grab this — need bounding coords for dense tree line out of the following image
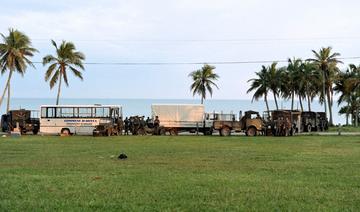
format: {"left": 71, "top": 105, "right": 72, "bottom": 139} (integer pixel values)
{"left": 248, "top": 47, "right": 360, "bottom": 126}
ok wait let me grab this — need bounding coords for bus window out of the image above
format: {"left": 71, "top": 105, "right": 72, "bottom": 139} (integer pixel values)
{"left": 60, "top": 107, "right": 75, "bottom": 118}
{"left": 41, "top": 108, "right": 47, "bottom": 118}
{"left": 103, "top": 108, "right": 110, "bottom": 118}
{"left": 47, "top": 108, "right": 56, "bottom": 118}
{"left": 79, "top": 108, "right": 92, "bottom": 117}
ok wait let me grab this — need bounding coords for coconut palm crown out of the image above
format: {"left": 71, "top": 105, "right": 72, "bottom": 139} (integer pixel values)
{"left": 0, "top": 28, "right": 37, "bottom": 112}
{"left": 189, "top": 64, "right": 219, "bottom": 104}
{"left": 43, "top": 40, "right": 85, "bottom": 105}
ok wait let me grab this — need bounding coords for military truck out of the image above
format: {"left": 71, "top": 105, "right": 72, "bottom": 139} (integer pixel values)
{"left": 1, "top": 109, "right": 40, "bottom": 134}
{"left": 301, "top": 111, "right": 329, "bottom": 132}
{"left": 212, "top": 110, "right": 265, "bottom": 136}
{"left": 151, "top": 104, "right": 212, "bottom": 135}
{"left": 266, "top": 110, "right": 301, "bottom": 136}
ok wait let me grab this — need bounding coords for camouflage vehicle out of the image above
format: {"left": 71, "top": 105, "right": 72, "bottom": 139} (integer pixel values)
{"left": 212, "top": 110, "right": 265, "bottom": 136}
{"left": 301, "top": 111, "right": 329, "bottom": 132}
{"left": 317, "top": 112, "right": 329, "bottom": 131}
{"left": 267, "top": 110, "right": 301, "bottom": 136}
{"left": 1, "top": 109, "right": 40, "bottom": 134}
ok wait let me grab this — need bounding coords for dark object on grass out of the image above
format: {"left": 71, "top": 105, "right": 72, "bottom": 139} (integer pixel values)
{"left": 118, "top": 153, "right": 128, "bottom": 160}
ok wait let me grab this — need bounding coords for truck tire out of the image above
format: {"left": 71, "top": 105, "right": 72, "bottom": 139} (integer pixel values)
{"left": 247, "top": 127, "right": 257, "bottom": 136}
{"left": 159, "top": 128, "right": 166, "bottom": 135}
{"left": 169, "top": 128, "right": 178, "bottom": 136}
{"left": 220, "top": 127, "right": 231, "bottom": 136}
{"left": 307, "top": 124, "right": 312, "bottom": 133}
{"left": 32, "top": 129, "right": 39, "bottom": 135}
{"left": 137, "top": 128, "right": 146, "bottom": 136}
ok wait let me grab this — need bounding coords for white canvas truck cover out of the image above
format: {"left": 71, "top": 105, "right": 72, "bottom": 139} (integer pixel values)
{"left": 151, "top": 104, "right": 205, "bottom": 128}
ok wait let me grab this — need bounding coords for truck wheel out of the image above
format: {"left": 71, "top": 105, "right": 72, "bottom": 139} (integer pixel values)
{"left": 137, "top": 128, "right": 146, "bottom": 135}
{"left": 203, "top": 130, "right": 213, "bottom": 136}
{"left": 247, "top": 127, "right": 257, "bottom": 136}
{"left": 159, "top": 128, "right": 166, "bottom": 135}
{"left": 307, "top": 124, "right": 312, "bottom": 133}
{"left": 61, "top": 128, "right": 71, "bottom": 136}
{"left": 32, "top": 129, "right": 39, "bottom": 135}
{"left": 220, "top": 127, "right": 231, "bottom": 136}
{"left": 170, "top": 129, "right": 178, "bottom": 136}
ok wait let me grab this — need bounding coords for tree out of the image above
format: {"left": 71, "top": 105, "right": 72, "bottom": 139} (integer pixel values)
{"left": 268, "top": 62, "right": 281, "bottom": 110}
{"left": 301, "top": 62, "right": 321, "bottom": 112}
{"left": 284, "top": 58, "right": 303, "bottom": 110}
{"left": 335, "top": 64, "right": 360, "bottom": 126}
{"left": 43, "top": 40, "right": 85, "bottom": 105}
{"left": 0, "top": 29, "right": 37, "bottom": 112}
{"left": 247, "top": 65, "right": 270, "bottom": 112}
{"left": 307, "top": 47, "right": 342, "bottom": 126}
{"left": 189, "top": 64, "right": 219, "bottom": 104}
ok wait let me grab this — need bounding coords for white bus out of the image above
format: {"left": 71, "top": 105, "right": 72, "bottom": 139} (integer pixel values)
{"left": 40, "top": 105, "right": 122, "bottom": 135}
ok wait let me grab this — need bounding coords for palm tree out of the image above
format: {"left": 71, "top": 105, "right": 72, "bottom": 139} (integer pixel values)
{"left": 334, "top": 66, "right": 355, "bottom": 125}
{"left": 0, "top": 28, "right": 37, "bottom": 112}
{"left": 43, "top": 40, "right": 85, "bottom": 105}
{"left": 285, "top": 58, "right": 303, "bottom": 110}
{"left": 307, "top": 47, "right": 342, "bottom": 126}
{"left": 189, "top": 64, "right": 219, "bottom": 104}
{"left": 268, "top": 62, "right": 281, "bottom": 110}
{"left": 301, "top": 62, "right": 321, "bottom": 111}
{"left": 247, "top": 65, "right": 270, "bottom": 112}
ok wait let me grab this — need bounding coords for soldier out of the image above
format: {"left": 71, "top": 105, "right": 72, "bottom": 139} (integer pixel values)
{"left": 124, "top": 117, "right": 129, "bottom": 135}
{"left": 154, "top": 116, "right": 160, "bottom": 135}
{"left": 117, "top": 116, "right": 124, "bottom": 135}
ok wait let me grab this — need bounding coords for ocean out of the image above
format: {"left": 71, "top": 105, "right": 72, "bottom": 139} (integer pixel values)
{"left": 0, "top": 98, "right": 346, "bottom": 124}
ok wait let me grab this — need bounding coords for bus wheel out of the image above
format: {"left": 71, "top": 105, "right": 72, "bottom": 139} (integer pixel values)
{"left": 220, "top": 127, "right": 231, "bottom": 136}
{"left": 61, "top": 128, "right": 71, "bottom": 136}
{"left": 246, "top": 127, "right": 257, "bottom": 136}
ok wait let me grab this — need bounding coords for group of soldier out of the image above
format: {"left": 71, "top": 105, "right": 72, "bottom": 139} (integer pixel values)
{"left": 118, "top": 115, "right": 160, "bottom": 135}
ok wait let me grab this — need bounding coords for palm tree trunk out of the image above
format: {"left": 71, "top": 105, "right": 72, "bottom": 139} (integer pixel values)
{"left": 299, "top": 96, "right": 303, "bottom": 111}
{"left": 346, "top": 102, "right": 350, "bottom": 125}
{"left": 201, "top": 96, "right": 204, "bottom": 104}
{"left": 6, "top": 82, "right": 10, "bottom": 113}
{"left": 327, "top": 88, "right": 333, "bottom": 126}
{"left": 264, "top": 93, "right": 270, "bottom": 113}
{"left": 273, "top": 92, "right": 279, "bottom": 110}
{"left": 291, "top": 91, "right": 294, "bottom": 110}
{"left": 322, "top": 70, "right": 327, "bottom": 121}
{"left": 0, "top": 70, "right": 13, "bottom": 109}
{"left": 307, "top": 94, "right": 311, "bottom": 112}
{"left": 56, "top": 73, "right": 62, "bottom": 105}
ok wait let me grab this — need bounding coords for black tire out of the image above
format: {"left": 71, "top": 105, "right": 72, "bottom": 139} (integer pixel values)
{"left": 32, "top": 129, "right": 39, "bottom": 135}
{"left": 137, "top": 128, "right": 146, "bottom": 136}
{"left": 159, "top": 128, "right": 166, "bottom": 135}
{"left": 307, "top": 124, "right": 312, "bottom": 133}
{"left": 169, "top": 128, "right": 178, "bottom": 136}
{"left": 246, "top": 127, "right": 257, "bottom": 136}
{"left": 220, "top": 127, "right": 231, "bottom": 136}
{"left": 61, "top": 128, "right": 71, "bottom": 136}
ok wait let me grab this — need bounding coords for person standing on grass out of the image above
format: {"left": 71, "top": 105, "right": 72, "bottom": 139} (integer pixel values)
{"left": 124, "top": 117, "right": 129, "bottom": 135}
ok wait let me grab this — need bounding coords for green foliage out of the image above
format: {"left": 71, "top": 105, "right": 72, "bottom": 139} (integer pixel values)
{"left": 0, "top": 136, "right": 360, "bottom": 211}
{"left": 189, "top": 64, "right": 219, "bottom": 104}
{"left": 43, "top": 40, "right": 85, "bottom": 105}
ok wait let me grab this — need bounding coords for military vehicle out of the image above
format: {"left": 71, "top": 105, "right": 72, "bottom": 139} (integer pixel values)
{"left": 151, "top": 104, "right": 212, "bottom": 135}
{"left": 266, "top": 110, "right": 301, "bottom": 136}
{"left": 301, "top": 111, "right": 329, "bottom": 132}
{"left": 212, "top": 110, "right": 265, "bottom": 136}
{"left": 1, "top": 109, "right": 40, "bottom": 134}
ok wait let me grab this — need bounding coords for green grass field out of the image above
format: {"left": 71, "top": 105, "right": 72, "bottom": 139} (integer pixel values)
{"left": 1, "top": 135, "right": 360, "bottom": 211}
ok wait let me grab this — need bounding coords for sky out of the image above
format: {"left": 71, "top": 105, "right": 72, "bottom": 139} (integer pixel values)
{"left": 0, "top": 0, "right": 360, "bottom": 100}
